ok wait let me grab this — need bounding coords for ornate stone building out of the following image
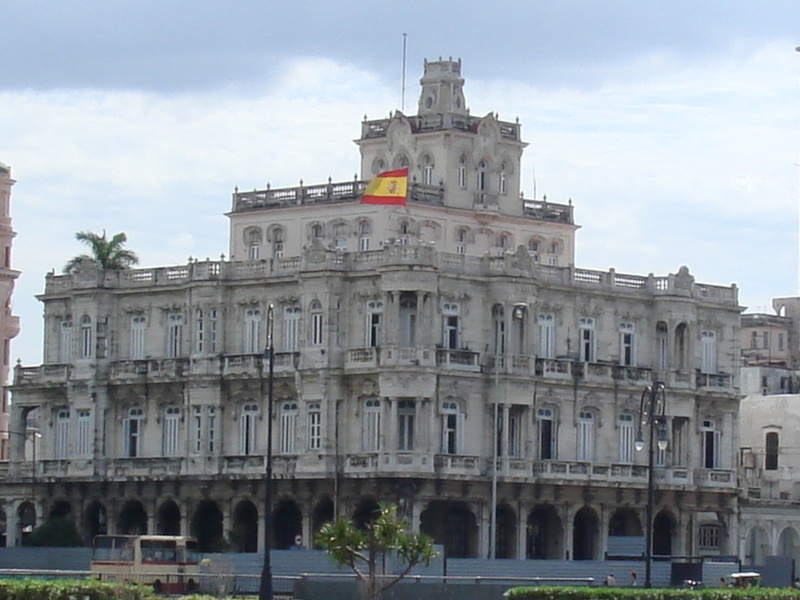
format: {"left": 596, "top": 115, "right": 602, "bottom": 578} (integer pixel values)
{"left": 0, "top": 161, "right": 21, "bottom": 459}
{"left": 5, "top": 59, "right": 741, "bottom": 560}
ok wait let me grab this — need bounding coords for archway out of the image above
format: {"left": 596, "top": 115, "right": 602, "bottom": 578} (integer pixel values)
{"left": 653, "top": 510, "right": 676, "bottom": 556}
{"left": 745, "top": 526, "right": 770, "bottom": 566}
{"left": 190, "top": 500, "right": 224, "bottom": 552}
{"left": 232, "top": 500, "right": 258, "bottom": 552}
{"left": 778, "top": 526, "right": 800, "bottom": 564}
{"left": 312, "top": 498, "right": 334, "bottom": 548}
{"left": 48, "top": 501, "right": 72, "bottom": 521}
{"left": 608, "top": 508, "right": 642, "bottom": 536}
{"left": 572, "top": 506, "right": 599, "bottom": 560}
{"left": 273, "top": 499, "right": 302, "bottom": 550}
{"left": 495, "top": 503, "right": 517, "bottom": 559}
{"left": 18, "top": 502, "right": 35, "bottom": 545}
{"left": 156, "top": 500, "right": 181, "bottom": 535}
{"left": 118, "top": 500, "right": 147, "bottom": 535}
{"left": 526, "top": 504, "right": 562, "bottom": 559}
{"left": 83, "top": 500, "right": 108, "bottom": 544}
{"left": 420, "top": 500, "right": 477, "bottom": 558}
{"left": 353, "top": 498, "right": 380, "bottom": 531}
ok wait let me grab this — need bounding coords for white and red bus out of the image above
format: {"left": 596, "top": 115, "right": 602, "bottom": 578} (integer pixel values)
{"left": 91, "top": 534, "right": 201, "bottom": 594}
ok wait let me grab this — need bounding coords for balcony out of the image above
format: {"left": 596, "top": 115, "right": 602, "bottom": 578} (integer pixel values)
{"left": 343, "top": 452, "right": 432, "bottom": 476}
{"left": 696, "top": 372, "right": 733, "bottom": 390}
{"left": 436, "top": 349, "right": 481, "bottom": 372}
{"left": 434, "top": 454, "right": 481, "bottom": 477}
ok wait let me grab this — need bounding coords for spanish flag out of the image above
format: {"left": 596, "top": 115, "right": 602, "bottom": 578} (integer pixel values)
{"left": 361, "top": 168, "right": 408, "bottom": 205}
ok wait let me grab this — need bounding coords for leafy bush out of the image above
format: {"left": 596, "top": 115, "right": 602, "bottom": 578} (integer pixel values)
{"left": 504, "top": 586, "right": 800, "bottom": 600}
{"left": 23, "top": 517, "right": 82, "bottom": 547}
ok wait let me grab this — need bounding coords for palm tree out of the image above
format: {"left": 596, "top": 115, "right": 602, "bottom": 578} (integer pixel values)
{"left": 63, "top": 230, "right": 139, "bottom": 273}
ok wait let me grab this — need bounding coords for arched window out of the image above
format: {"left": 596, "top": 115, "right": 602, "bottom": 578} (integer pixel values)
{"left": 577, "top": 410, "right": 595, "bottom": 462}
{"left": 162, "top": 406, "right": 181, "bottom": 456}
{"left": 499, "top": 161, "right": 508, "bottom": 195}
{"left": 59, "top": 319, "right": 73, "bottom": 363}
{"left": 272, "top": 227, "right": 285, "bottom": 258}
{"left": 283, "top": 306, "right": 301, "bottom": 351}
{"left": 55, "top": 408, "right": 70, "bottom": 459}
{"left": 311, "top": 223, "right": 323, "bottom": 240}
{"left": 477, "top": 160, "right": 487, "bottom": 191}
{"left": 309, "top": 301, "right": 323, "bottom": 346}
{"left": 245, "top": 227, "right": 262, "bottom": 260}
{"left": 358, "top": 220, "right": 371, "bottom": 251}
{"left": 458, "top": 156, "right": 468, "bottom": 188}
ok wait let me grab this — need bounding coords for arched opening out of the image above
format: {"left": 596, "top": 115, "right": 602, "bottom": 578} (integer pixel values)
{"left": 312, "top": 498, "right": 334, "bottom": 548}
{"left": 353, "top": 498, "right": 380, "bottom": 531}
{"left": 118, "top": 500, "right": 147, "bottom": 535}
{"left": 572, "top": 506, "right": 599, "bottom": 560}
{"left": 190, "top": 500, "right": 224, "bottom": 552}
{"left": 526, "top": 505, "right": 562, "bottom": 559}
{"left": 83, "top": 500, "right": 107, "bottom": 544}
{"left": 495, "top": 503, "right": 517, "bottom": 559}
{"left": 156, "top": 500, "right": 181, "bottom": 536}
{"left": 608, "top": 508, "right": 643, "bottom": 537}
{"left": 17, "top": 502, "right": 36, "bottom": 545}
{"left": 231, "top": 500, "right": 258, "bottom": 553}
{"left": 273, "top": 499, "right": 302, "bottom": 550}
{"left": 653, "top": 510, "right": 676, "bottom": 556}
{"left": 420, "top": 500, "right": 477, "bottom": 558}
{"left": 778, "top": 526, "right": 800, "bottom": 564}
{"left": 745, "top": 526, "right": 770, "bottom": 567}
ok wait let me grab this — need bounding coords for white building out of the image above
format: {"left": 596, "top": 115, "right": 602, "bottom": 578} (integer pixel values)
{"left": 5, "top": 59, "right": 741, "bottom": 560}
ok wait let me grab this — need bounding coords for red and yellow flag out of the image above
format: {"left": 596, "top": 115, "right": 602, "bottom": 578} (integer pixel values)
{"left": 361, "top": 168, "right": 408, "bottom": 205}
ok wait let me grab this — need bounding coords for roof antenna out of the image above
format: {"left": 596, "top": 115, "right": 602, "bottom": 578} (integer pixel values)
{"left": 532, "top": 166, "right": 537, "bottom": 200}
{"left": 401, "top": 33, "right": 408, "bottom": 113}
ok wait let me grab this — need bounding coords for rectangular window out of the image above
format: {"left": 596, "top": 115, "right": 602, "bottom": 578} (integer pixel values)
{"left": 508, "top": 406, "right": 523, "bottom": 458}
{"left": 701, "top": 331, "right": 717, "bottom": 374}
{"left": 367, "top": 302, "right": 383, "bottom": 347}
{"left": 398, "top": 399, "right": 415, "bottom": 451}
{"left": 765, "top": 431, "right": 779, "bottom": 470}
{"left": 362, "top": 399, "right": 382, "bottom": 452}
{"left": 779, "top": 333, "right": 785, "bottom": 352}
{"left": 195, "top": 309, "right": 205, "bottom": 354}
{"left": 538, "top": 409, "right": 556, "bottom": 460}
{"left": 699, "top": 524, "right": 721, "bottom": 551}
{"left": 701, "top": 420, "right": 720, "bottom": 469}
{"left": 441, "top": 402, "right": 464, "bottom": 455}
{"left": 76, "top": 409, "right": 92, "bottom": 457}
{"left": 244, "top": 308, "right": 261, "bottom": 354}
{"left": 619, "top": 415, "right": 634, "bottom": 464}
{"left": 359, "top": 236, "right": 370, "bottom": 251}
{"left": 55, "top": 409, "right": 70, "bottom": 459}
{"left": 193, "top": 406, "right": 203, "bottom": 453}
{"left": 130, "top": 316, "right": 146, "bottom": 359}
{"left": 81, "top": 318, "right": 92, "bottom": 359}
{"left": 279, "top": 401, "right": 298, "bottom": 454}
{"left": 311, "top": 310, "right": 324, "bottom": 346}
{"left": 167, "top": 314, "right": 183, "bottom": 358}
{"left": 162, "top": 407, "right": 180, "bottom": 457}
{"left": 657, "top": 327, "right": 668, "bottom": 371}
{"left": 207, "top": 406, "right": 216, "bottom": 453}
{"left": 620, "top": 323, "right": 635, "bottom": 366}
{"left": 307, "top": 403, "right": 321, "bottom": 451}
{"left": 283, "top": 307, "right": 300, "bottom": 352}
{"left": 577, "top": 411, "right": 594, "bottom": 462}
{"left": 124, "top": 411, "right": 143, "bottom": 458}
{"left": 399, "top": 293, "right": 417, "bottom": 347}
{"left": 762, "top": 331, "right": 770, "bottom": 349}
{"left": 240, "top": 405, "right": 258, "bottom": 455}
{"left": 579, "top": 318, "right": 595, "bottom": 362}
{"left": 208, "top": 308, "right": 219, "bottom": 353}
{"left": 537, "top": 314, "right": 555, "bottom": 359}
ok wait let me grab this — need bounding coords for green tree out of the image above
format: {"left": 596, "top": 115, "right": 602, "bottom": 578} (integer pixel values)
{"left": 315, "top": 503, "right": 437, "bottom": 600}
{"left": 24, "top": 517, "right": 82, "bottom": 547}
{"left": 63, "top": 230, "right": 139, "bottom": 273}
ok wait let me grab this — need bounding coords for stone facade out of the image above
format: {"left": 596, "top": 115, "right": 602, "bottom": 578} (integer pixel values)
{"left": 5, "top": 59, "right": 741, "bottom": 560}
{"left": 0, "top": 161, "right": 21, "bottom": 460}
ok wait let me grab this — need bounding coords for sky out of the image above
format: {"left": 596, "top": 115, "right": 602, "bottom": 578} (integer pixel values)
{"left": 2, "top": 0, "right": 800, "bottom": 365}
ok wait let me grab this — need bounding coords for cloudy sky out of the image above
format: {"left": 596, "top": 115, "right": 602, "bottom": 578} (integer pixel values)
{"left": 2, "top": 1, "right": 800, "bottom": 365}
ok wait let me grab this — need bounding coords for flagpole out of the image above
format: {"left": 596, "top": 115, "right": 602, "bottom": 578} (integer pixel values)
{"left": 401, "top": 33, "right": 407, "bottom": 112}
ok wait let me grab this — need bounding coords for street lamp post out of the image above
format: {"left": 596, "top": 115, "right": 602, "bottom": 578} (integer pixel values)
{"left": 258, "top": 304, "right": 275, "bottom": 600}
{"left": 635, "top": 383, "right": 667, "bottom": 588}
